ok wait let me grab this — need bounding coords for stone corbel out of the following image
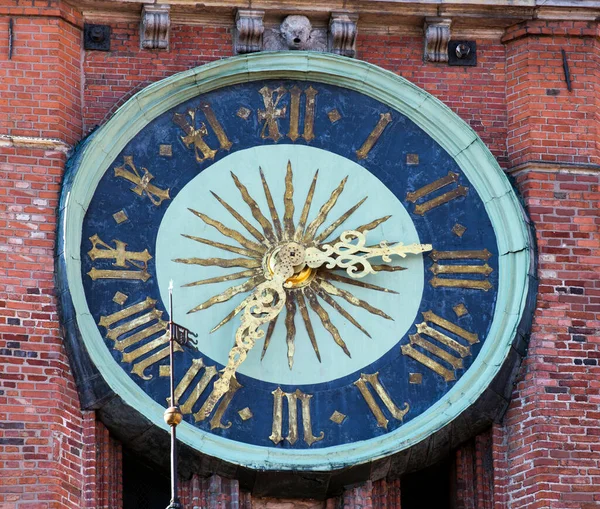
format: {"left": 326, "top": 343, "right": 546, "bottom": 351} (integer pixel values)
{"left": 141, "top": 4, "right": 170, "bottom": 50}
{"left": 235, "top": 9, "right": 265, "bottom": 54}
{"left": 424, "top": 17, "right": 452, "bottom": 63}
{"left": 328, "top": 12, "right": 359, "bottom": 58}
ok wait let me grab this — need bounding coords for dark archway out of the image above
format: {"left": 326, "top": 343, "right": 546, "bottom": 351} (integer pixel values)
{"left": 123, "top": 449, "right": 170, "bottom": 509}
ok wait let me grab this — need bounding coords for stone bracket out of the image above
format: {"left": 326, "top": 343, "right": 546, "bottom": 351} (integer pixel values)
{"left": 329, "top": 12, "right": 359, "bottom": 58}
{"left": 235, "top": 9, "right": 265, "bottom": 54}
{"left": 141, "top": 4, "right": 170, "bottom": 50}
{"left": 424, "top": 17, "right": 452, "bottom": 63}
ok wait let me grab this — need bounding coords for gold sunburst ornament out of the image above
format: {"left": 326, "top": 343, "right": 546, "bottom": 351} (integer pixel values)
{"left": 174, "top": 161, "right": 431, "bottom": 411}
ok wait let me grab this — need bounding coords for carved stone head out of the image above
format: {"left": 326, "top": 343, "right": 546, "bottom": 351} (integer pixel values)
{"left": 280, "top": 15, "right": 312, "bottom": 50}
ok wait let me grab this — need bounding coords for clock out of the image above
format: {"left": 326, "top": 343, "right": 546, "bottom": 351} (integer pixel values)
{"left": 58, "top": 52, "right": 534, "bottom": 494}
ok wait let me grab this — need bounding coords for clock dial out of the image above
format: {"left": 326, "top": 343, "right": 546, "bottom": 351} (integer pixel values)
{"left": 60, "top": 53, "right": 532, "bottom": 472}
{"left": 155, "top": 145, "right": 424, "bottom": 386}
{"left": 80, "top": 79, "right": 498, "bottom": 448}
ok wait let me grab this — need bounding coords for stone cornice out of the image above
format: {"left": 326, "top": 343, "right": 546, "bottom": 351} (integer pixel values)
{"left": 67, "top": 0, "right": 599, "bottom": 35}
{"left": 507, "top": 160, "right": 600, "bottom": 175}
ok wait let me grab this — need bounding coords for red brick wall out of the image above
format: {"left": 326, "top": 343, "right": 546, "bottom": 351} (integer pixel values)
{"left": 493, "top": 168, "right": 600, "bottom": 509}
{"left": 504, "top": 21, "right": 599, "bottom": 168}
{"left": 0, "top": 145, "right": 89, "bottom": 509}
{"left": 83, "top": 23, "right": 232, "bottom": 133}
{"left": 92, "top": 419, "right": 123, "bottom": 509}
{"left": 455, "top": 429, "right": 494, "bottom": 509}
{"left": 180, "top": 474, "right": 245, "bottom": 508}
{"left": 492, "top": 20, "right": 600, "bottom": 509}
{"left": 0, "top": 2, "right": 87, "bottom": 508}
{"left": 82, "top": 29, "right": 507, "bottom": 162}
{"left": 357, "top": 35, "right": 508, "bottom": 165}
{"left": 0, "top": 2, "right": 83, "bottom": 144}
{"left": 1, "top": 2, "right": 600, "bottom": 507}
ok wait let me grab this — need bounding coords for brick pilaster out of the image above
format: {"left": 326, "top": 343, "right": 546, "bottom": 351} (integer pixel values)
{"left": 0, "top": 2, "right": 86, "bottom": 508}
{"left": 494, "top": 167, "right": 600, "bottom": 508}
{"left": 503, "top": 20, "right": 600, "bottom": 168}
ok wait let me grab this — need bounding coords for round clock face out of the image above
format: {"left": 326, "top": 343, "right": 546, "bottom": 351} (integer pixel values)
{"left": 62, "top": 54, "right": 531, "bottom": 470}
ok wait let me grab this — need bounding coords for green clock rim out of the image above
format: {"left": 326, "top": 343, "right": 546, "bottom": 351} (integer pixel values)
{"left": 61, "top": 51, "right": 531, "bottom": 471}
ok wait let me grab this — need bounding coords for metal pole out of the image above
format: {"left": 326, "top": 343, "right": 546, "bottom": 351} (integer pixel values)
{"left": 165, "top": 280, "right": 182, "bottom": 509}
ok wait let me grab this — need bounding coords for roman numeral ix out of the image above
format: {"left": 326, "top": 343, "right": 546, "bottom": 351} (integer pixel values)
{"left": 87, "top": 234, "right": 152, "bottom": 282}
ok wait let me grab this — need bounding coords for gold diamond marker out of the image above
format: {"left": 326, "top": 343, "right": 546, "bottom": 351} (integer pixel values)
{"left": 409, "top": 373, "right": 422, "bottom": 384}
{"left": 237, "top": 107, "right": 251, "bottom": 120}
{"left": 112, "top": 210, "right": 128, "bottom": 224}
{"left": 327, "top": 109, "right": 342, "bottom": 123}
{"left": 452, "top": 223, "right": 467, "bottom": 237}
{"left": 112, "top": 291, "right": 128, "bottom": 305}
{"left": 453, "top": 303, "right": 469, "bottom": 317}
{"left": 159, "top": 144, "right": 173, "bottom": 157}
{"left": 159, "top": 365, "right": 170, "bottom": 377}
{"left": 238, "top": 407, "right": 253, "bottom": 421}
{"left": 330, "top": 410, "right": 346, "bottom": 424}
{"left": 406, "top": 153, "right": 419, "bottom": 165}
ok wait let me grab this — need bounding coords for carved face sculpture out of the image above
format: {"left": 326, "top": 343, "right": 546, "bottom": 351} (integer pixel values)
{"left": 280, "top": 15, "right": 312, "bottom": 50}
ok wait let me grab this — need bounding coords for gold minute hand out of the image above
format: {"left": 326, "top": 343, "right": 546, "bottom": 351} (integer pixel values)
{"left": 304, "top": 230, "right": 432, "bottom": 279}
{"left": 202, "top": 242, "right": 306, "bottom": 416}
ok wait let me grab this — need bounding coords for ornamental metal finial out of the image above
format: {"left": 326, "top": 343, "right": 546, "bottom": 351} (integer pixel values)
{"left": 164, "top": 279, "right": 198, "bottom": 509}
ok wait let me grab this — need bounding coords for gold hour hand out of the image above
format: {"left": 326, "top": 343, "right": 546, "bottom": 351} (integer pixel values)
{"left": 304, "top": 230, "right": 432, "bottom": 278}
{"left": 202, "top": 242, "right": 306, "bottom": 415}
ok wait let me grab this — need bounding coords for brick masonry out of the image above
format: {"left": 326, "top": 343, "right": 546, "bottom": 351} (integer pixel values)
{"left": 503, "top": 21, "right": 599, "bottom": 168}
{"left": 0, "top": 1, "right": 599, "bottom": 507}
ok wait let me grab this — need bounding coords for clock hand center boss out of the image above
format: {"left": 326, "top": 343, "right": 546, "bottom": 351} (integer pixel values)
{"left": 204, "top": 230, "right": 432, "bottom": 414}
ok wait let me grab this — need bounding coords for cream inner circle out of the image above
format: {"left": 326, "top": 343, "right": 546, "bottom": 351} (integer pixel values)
{"left": 155, "top": 145, "right": 425, "bottom": 386}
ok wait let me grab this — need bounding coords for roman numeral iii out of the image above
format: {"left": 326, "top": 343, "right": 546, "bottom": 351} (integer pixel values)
{"left": 429, "top": 249, "right": 493, "bottom": 291}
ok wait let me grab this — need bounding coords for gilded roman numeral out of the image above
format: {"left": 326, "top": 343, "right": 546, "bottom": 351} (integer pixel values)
{"left": 354, "top": 372, "right": 409, "bottom": 429}
{"left": 429, "top": 249, "right": 493, "bottom": 291}
{"left": 114, "top": 156, "right": 170, "bottom": 206}
{"left": 288, "top": 85, "right": 317, "bottom": 142}
{"left": 258, "top": 86, "right": 287, "bottom": 142}
{"left": 173, "top": 102, "right": 232, "bottom": 163}
{"left": 99, "top": 297, "right": 181, "bottom": 380}
{"left": 258, "top": 86, "right": 318, "bottom": 143}
{"left": 167, "top": 358, "right": 241, "bottom": 430}
{"left": 355, "top": 112, "right": 392, "bottom": 160}
{"left": 401, "top": 310, "right": 479, "bottom": 382}
{"left": 87, "top": 234, "right": 152, "bottom": 281}
{"left": 406, "top": 171, "right": 468, "bottom": 215}
{"left": 269, "top": 388, "right": 324, "bottom": 446}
